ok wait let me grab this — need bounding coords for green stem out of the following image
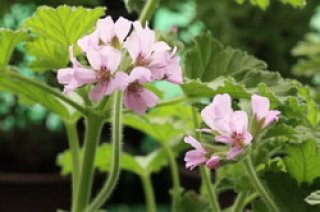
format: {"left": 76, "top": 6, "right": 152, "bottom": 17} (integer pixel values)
{"left": 73, "top": 115, "right": 104, "bottom": 212}
{"left": 3, "top": 70, "right": 87, "bottom": 115}
{"left": 64, "top": 121, "right": 81, "bottom": 212}
{"left": 231, "top": 192, "right": 248, "bottom": 212}
{"left": 163, "top": 143, "right": 181, "bottom": 212}
{"left": 191, "top": 107, "right": 221, "bottom": 212}
{"left": 156, "top": 96, "right": 185, "bottom": 108}
{"left": 138, "top": 0, "right": 160, "bottom": 24}
{"left": 141, "top": 174, "right": 157, "bottom": 212}
{"left": 86, "top": 91, "right": 123, "bottom": 212}
{"left": 199, "top": 167, "right": 221, "bottom": 212}
{"left": 243, "top": 155, "right": 279, "bottom": 212}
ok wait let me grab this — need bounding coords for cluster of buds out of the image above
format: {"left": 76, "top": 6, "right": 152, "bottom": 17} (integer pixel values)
{"left": 184, "top": 94, "right": 280, "bottom": 170}
{"left": 57, "top": 16, "right": 182, "bottom": 114}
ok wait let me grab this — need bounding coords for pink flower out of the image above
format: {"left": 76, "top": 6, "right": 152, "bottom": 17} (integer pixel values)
{"left": 200, "top": 94, "right": 233, "bottom": 133}
{"left": 251, "top": 95, "right": 281, "bottom": 128}
{"left": 184, "top": 136, "right": 220, "bottom": 170}
{"left": 215, "top": 111, "right": 252, "bottom": 159}
{"left": 123, "top": 67, "right": 158, "bottom": 114}
{"left": 77, "top": 31, "right": 100, "bottom": 53}
{"left": 57, "top": 46, "right": 92, "bottom": 94}
{"left": 73, "top": 46, "right": 129, "bottom": 101}
{"left": 124, "top": 22, "right": 172, "bottom": 80}
{"left": 96, "top": 16, "right": 132, "bottom": 47}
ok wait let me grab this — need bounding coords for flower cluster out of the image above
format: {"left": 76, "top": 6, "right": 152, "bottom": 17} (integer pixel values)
{"left": 184, "top": 94, "right": 280, "bottom": 170}
{"left": 57, "top": 16, "right": 182, "bottom": 114}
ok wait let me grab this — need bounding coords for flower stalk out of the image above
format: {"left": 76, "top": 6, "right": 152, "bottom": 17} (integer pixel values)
{"left": 141, "top": 174, "right": 157, "bottom": 212}
{"left": 86, "top": 91, "right": 123, "bottom": 211}
{"left": 243, "top": 154, "right": 279, "bottom": 212}
{"left": 73, "top": 115, "right": 104, "bottom": 212}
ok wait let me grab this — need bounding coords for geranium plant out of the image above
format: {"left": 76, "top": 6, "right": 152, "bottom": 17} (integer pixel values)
{"left": 1, "top": 0, "right": 320, "bottom": 211}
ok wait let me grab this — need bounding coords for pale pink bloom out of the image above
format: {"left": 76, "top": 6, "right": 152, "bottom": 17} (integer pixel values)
{"left": 184, "top": 136, "right": 208, "bottom": 170}
{"left": 123, "top": 67, "right": 158, "bottom": 114}
{"left": 206, "top": 156, "right": 220, "bottom": 169}
{"left": 251, "top": 95, "right": 281, "bottom": 128}
{"left": 200, "top": 94, "right": 233, "bottom": 133}
{"left": 74, "top": 46, "right": 129, "bottom": 101}
{"left": 184, "top": 136, "right": 221, "bottom": 170}
{"left": 96, "top": 16, "right": 132, "bottom": 47}
{"left": 215, "top": 111, "right": 252, "bottom": 159}
{"left": 57, "top": 46, "right": 92, "bottom": 94}
{"left": 124, "top": 21, "right": 171, "bottom": 80}
{"left": 77, "top": 31, "right": 100, "bottom": 53}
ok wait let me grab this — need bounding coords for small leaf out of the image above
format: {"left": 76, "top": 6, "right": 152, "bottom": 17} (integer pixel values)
{"left": 305, "top": 190, "right": 320, "bottom": 206}
{"left": 284, "top": 140, "right": 320, "bottom": 184}
{"left": 179, "top": 191, "right": 210, "bottom": 212}
{"left": 123, "top": 0, "right": 145, "bottom": 13}
{"left": 184, "top": 32, "right": 266, "bottom": 82}
{"left": 22, "top": 5, "right": 105, "bottom": 72}
{"left": 0, "top": 29, "right": 29, "bottom": 67}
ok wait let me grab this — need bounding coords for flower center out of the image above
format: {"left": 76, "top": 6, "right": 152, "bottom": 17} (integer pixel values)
{"left": 97, "top": 66, "right": 112, "bottom": 82}
{"left": 135, "top": 53, "right": 150, "bottom": 66}
{"left": 231, "top": 132, "right": 246, "bottom": 148}
{"left": 127, "top": 81, "right": 143, "bottom": 92}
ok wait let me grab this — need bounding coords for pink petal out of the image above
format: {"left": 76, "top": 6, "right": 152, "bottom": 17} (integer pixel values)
{"left": 165, "top": 56, "right": 183, "bottom": 84}
{"left": 97, "top": 16, "right": 115, "bottom": 44}
{"left": 263, "top": 110, "right": 281, "bottom": 128}
{"left": 152, "top": 41, "right": 171, "bottom": 52}
{"left": 114, "top": 17, "right": 132, "bottom": 42}
{"left": 215, "top": 134, "right": 233, "bottom": 145}
{"left": 201, "top": 94, "right": 233, "bottom": 130}
{"left": 184, "top": 150, "right": 207, "bottom": 170}
{"left": 113, "top": 72, "right": 130, "bottom": 91}
{"left": 100, "top": 46, "right": 121, "bottom": 72}
{"left": 251, "top": 95, "right": 270, "bottom": 120}
{"left": 86, "top": 49, "right": 103, "bottom": 70}
{"left": 206, "top": 156, "right": 220, "bottom": 169}
{"left": 129, "top": 67, "right": 152, "bottom": 84}
{"left": 184, "top": 135, "right": 206, "bottom": 153}
{"left": 229, "top": 111, "right": 249, "bottom": 134}
{"left": 124, "top": 31, "right": 140, "bottom": 60}
{"left": 89, "top": 83, "right": 107, "bottom": 102}
{"left": 57, "top": 68, "right": 74, "bottom": 84}
{"left": 73, "top": 68, "right": 97, "bottom": 85}
{"left": 242, "top": 131, "right": 253, "bottom": 146}
{"left": 77, "top": 31, "right": 99, "bottom": 53}
{"left": 140, "top": 88, "right": 158, "bottom": 107}
{"left": 124, "top": 91, "right": 147, "bottom": 114}
{"left": 227, "top": 147, "right": 243, "bottom": 160}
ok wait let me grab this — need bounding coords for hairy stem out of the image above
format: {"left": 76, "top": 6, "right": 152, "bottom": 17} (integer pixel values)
{"left": 231, "top": 192, "right": 249, "bottom": 212}
{"left": 138, "top": 0, "right": 160, "bottom": 24}
{"left": 86, "top": 91, "right": 123, "bottom": 211}
{"left": 141, "top": 174, "right": 157, "bottom": 212}
{"left": 73, "top": 116, "right": 104, "bottom": 212}
{"left": 191, "top": 107, "right": 221, "bottom": 212}
{"left": 163, "top": 143, "right": 181, "bottom": 212}
{"left": 243, "top": 155, "right": 279, "bottom": 212}
{"left": 64, "top": 121, "right": 80, "bottom": 212}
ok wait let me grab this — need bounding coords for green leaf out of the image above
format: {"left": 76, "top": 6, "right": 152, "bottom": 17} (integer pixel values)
{"left": 184, "top": 32, "right": 266, "bottom": 82}
{"left": 182, "top": 70, "right": 299, "bottom": 105}
{"left": 123, "top": 103, "right": 193, "bottom": 144}
{"left": 25, "top": 39, "right": 69, "bottom": 72}
{"left": 0, "top": 72, "right": 74, "bottom": 120}
{"left": 305, "top": 190, "right": 320, "bottom": 206}
{"left": 22, "top": 5, "right": 105, "bottom": 72}
{"left": 0, "top": 29, "right": 29, "bottom": 67}
{"left": 234, "top": 0, "right": 306, "bottom": 9}
{"left": 284, "top": 140, "right": 320, "bottom": 184}
{"left": 259, "top": 171, "right": 320, "bottom": 212}
{"left": 57, "top": 143, "right": 181, "bottom": 176}
{"left": 179, "top": 191, "right": 210, "bottom": 212}
{"left": 123, "top": 0, "right": 144, "bottom": 13}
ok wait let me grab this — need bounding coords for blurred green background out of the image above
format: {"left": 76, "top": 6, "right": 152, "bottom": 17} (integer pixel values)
{"left": 1, "top": 0, "right": 320, "bottom": 211}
